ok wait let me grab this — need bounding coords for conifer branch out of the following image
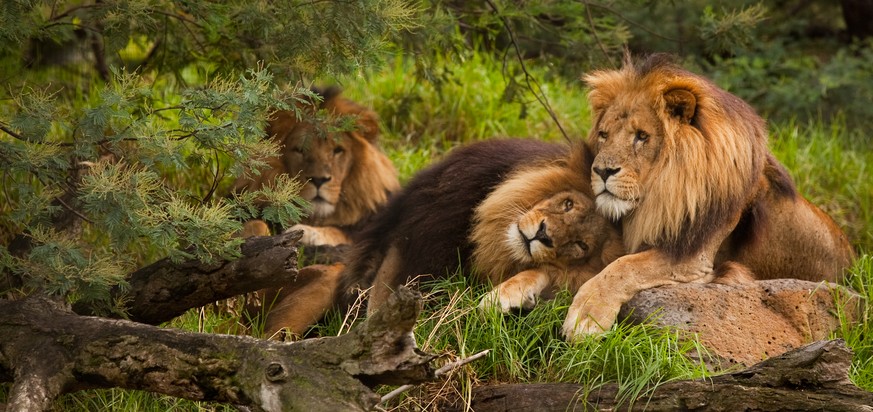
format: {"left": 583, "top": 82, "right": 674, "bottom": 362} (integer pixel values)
{"left": 0, "top": 122, "right": 26, "bottom": 142}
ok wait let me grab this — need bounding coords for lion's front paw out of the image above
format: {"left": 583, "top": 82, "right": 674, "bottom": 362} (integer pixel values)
{"left": 286, "top": 224, "right": 349, "bottom": 246}
{"left": 561, "top": 293, "right": 620, "bottom": 341}
{"left": 478, "top": 270, "right": 550, "bottom": 313}
{"left": 478, "top": 284, "right": 538, "bottom": 313}
{"left": 287, "top": 224, "right": 323, "bottom": 245}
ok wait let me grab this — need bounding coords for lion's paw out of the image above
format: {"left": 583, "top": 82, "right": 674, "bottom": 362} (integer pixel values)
{"left": 287, "top": 224, "right": 322, "bottom": 245}
{"left": 478, "top": 285, "right": 537, "bottom": 313}
{"left": 286, "top": 224, "right": 349, "bottom": 247}
{"left": 561, "top": 295, "right": 619, "bottom": 341}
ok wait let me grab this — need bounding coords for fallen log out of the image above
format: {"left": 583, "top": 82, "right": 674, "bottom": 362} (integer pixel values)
{"left": 0, "top": 287, "right": 434, "bottom": 412}
{"left": 73, "top": 230, "right": 302, "bottom": 325}
{"left": 442, "top": 339, "right": 873, "bottom": 411}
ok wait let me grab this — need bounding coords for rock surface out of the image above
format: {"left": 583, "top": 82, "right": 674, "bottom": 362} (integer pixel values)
{"left": 618, "top": 279, "right": 860, "bottom": 368}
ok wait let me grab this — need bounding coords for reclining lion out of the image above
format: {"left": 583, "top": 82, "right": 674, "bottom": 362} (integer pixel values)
{"left": 561, "top": 54, "right": 856, "bottom": 340}
{"left": 232, "top": 87, "right": 399, "bottom": 246}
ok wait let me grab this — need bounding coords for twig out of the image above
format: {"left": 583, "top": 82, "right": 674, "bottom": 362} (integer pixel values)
{"left": 584, "top": 2, "right": 679, "bottom": 43}
{"left": 483, "top": 0, "right": 570, "bottom": 143}
{"left": 581, "top": 0, "right": 613, "bottom": 65}
{"left": 54, "top": 194, "right": 94, "bottom": 225}
{"left": 0, "top": 122, "right": 26, "bottom": 142}
{"left": 379, "top": 349, "right": 491, "bottom": 404}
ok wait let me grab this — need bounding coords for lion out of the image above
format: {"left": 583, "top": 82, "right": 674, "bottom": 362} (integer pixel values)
{"left": 260, "top": 138, "right": 624, "bottom": 338}
{"left": 232, "top": 87, "right": 400, "bottom": 246}
{"left": 472, "top": 165, "right": 624, "bottom": 313}
{"left": 561, "top": 54, "right": 856, "bottom": 340}
{"left": 338, "top": 138, "right": 623, "bottom": 317}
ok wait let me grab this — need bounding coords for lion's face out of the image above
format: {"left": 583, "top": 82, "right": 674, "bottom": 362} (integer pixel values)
{"left": 504, "top": 190, "right": 611, "bottom": 267}
{"left": 589, "top": 100, "right": 666, "bottom": 221}
{"left": 279, "top": 124, "right": 357, "bottom": 219}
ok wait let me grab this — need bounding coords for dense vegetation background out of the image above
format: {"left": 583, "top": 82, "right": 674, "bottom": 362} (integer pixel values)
{"left": 1, "top": 0, "right": 871, "bottom": 410}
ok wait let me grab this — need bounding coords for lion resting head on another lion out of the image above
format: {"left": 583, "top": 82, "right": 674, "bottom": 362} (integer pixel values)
{"left": 232, "top": 87, "right": 399, "bottom": 246}
{"left": 562, "top": 54, "right": 855, "bottom": 340}
{"left": 472, "top": 160, "right": 624, "bottom": 313}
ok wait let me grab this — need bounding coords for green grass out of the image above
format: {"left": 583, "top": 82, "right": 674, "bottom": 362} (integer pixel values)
{"left": 6, "top": 48, "right": 872, "bottom": 410}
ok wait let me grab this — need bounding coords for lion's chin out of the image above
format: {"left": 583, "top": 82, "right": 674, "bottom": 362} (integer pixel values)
{"left": 309, "top": 200, "right": 336, "bottom": 219}
{"left": 595, "top": 194, "right": 634, "bottom": 221}
{"left": 504, "top": 223, "right": 533, "bottom": 264}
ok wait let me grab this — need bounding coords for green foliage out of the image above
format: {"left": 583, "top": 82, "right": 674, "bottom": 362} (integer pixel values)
{"left": 699, "top": 3, "right": 768, "bottom": 55}
{"left": 1, "top": 1, "right": 422, "bottom": 309}
{"left": 0, "top": 0, "right": 421, "bottom": 83}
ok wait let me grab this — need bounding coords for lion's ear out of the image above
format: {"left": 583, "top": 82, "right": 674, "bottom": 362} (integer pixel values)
{"left": 664, "top": 88, "right": 696, "bottom": 124}
{"left": 355, "top": 109, "right": 381, "bottom": 143}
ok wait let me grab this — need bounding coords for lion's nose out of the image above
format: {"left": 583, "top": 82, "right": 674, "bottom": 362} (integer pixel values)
{"left": 593, "top": 167, "right": 620, "bottom": 182}
{"left": 308, "top": 176, "right": 331, "bottom": 188}
{"left": 521, "top": 220, "right": 553, "bottom": 248}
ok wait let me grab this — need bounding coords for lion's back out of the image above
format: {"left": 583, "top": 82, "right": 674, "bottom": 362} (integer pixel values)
{"left": 338, "top": 138, "right": 568, "bottom": 302}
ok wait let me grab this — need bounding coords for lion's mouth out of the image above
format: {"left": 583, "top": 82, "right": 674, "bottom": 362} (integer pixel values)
{"left": 595, "top": 192, "right": 636, "bottom": 221}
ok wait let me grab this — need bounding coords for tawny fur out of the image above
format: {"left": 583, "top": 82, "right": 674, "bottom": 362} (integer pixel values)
{"left": 563, "top": 53, "right": 855, "bottom": 339}
{"left": 231, "top": 87, "right": 399, "bottom": 245}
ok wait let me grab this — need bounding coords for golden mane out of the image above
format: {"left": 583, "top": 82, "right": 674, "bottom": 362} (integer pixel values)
{"left": 471, "top": 143, "right": 593, "bottom": 280}
{"left": 233, "top": 88, "right": 399, "bottom": 229}
{"left": 585, "top": 55, "right": 769, "bottom": 258}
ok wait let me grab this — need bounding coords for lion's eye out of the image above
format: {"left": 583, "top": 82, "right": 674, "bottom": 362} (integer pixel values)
{"left": 597, "top": 130, "right": 608, "bottom": 140}
{"left": 563, "top": 198, "right": 574, "bottom": 212}
{"left": 333, "top": 146, "right": 345, "bottom": 155}
{"left": 291, "top": 147, "right": 305, "bottom": 154}
{"left": 635, "top": 130, "right": 649, "bottom": 143}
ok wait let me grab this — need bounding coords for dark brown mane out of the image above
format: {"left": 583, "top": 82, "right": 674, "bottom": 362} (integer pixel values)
{"left": 335, "top": 139, "right": 571, "bottom": 308}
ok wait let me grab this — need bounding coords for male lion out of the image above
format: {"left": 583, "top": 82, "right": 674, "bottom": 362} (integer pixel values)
{"left": 262, "top": 139, "right": 623, "bottom": 338}
{"left": 338, "top": 138, "right": 623, "bottom": 316}
{"left": 562, "top": 54, "right": 855, "bottom": 340}
{"left": 232, "top": 87, "right": 400, "bottom": 246}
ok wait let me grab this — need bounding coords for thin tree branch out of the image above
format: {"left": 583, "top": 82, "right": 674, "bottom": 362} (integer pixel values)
{"left": 0, "top": 122, "right": 26, "bottom": 142}
{"left": 584, "top": 2, "right": 680, "bottom": 43}
{"left": 483, "top": 0, "right": 571, "bottom": 143}
{"left": 581, "top": 0, "right": 613, "bottom": 65}
{"left": 54, "top": 194, "right": 94, "bottom": 225}
{"left": 380, "top": 350, "right": 491, "bottom": 404}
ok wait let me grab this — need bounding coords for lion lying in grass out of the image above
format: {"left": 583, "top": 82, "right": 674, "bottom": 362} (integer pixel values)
{"left": 232, "top": 87, "right": 399, "bottom": 246}
{"left": 561, "top": 54, "right": 856, "bottom": 339}
{"left": 262, "top": 138, "right": 624, "bottom": 337}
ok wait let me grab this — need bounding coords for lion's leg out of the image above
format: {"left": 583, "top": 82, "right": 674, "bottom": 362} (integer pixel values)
{"left": 479, "top": 269, "right": 551, "bottom": 312}
{"left": 263, "top": 264, "right": 344, "bottom": 340}
{"left": 366, "top": 245, "right": 403, "bottom": 317}
{"left": 241, "top": 219, "right": 271, "bottom": 237}
{"left": 562, "top": 249, "right": 716, "bottom": 340}
{"left": 287, "top": 224, "right": 351, "bottom": 246}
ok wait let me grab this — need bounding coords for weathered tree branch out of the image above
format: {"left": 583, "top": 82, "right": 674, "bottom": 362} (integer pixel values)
{"left": 441, "top": 339, "right": 873, "bottom": 411}
{"left": 73, "top": 230, "right": 302, "bottom": 324}
{"left": 1, "top": 287, "right": 434, "bottom": 412}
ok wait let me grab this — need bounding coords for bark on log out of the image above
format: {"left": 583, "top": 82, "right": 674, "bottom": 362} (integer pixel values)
{"left": 442, "top": 340, "right": 873, "bottom": 411}
{"left": 0, "top": 287, "right": 434, "bottom": 412}
{"left": 73, "top": 230, "right": 302, "bottom": 325}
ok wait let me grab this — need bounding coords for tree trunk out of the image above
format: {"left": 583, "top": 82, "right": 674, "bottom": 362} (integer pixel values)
{"left": 74, "top": 230, "right": 302, "bottom": 325}
{"left": 841, "top": 0, "right": 873, "bottom": 40}
{"left": 0, "top": 287, "right": 434, "bottom": 412}
{"left": 442, "top": 339, "right": 873, "bottom": 411}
